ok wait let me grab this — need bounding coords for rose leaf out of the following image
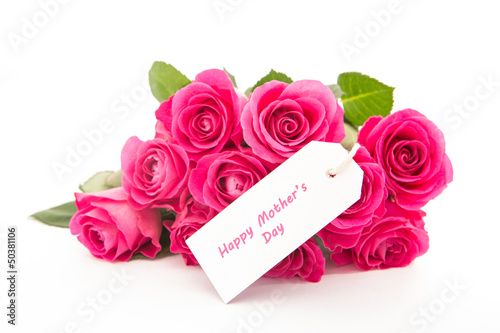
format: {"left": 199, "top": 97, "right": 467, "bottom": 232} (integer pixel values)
{"left": 30, "top": 201, "right": 77, "bottom": 228}
{"left": 105, "top": 170, "right": 122, "bottom": 188}
{"left": 338, "top": 72, "right": 394, "bottom": 126}
{"left": 327, "top": 84, "right": 346, "bottom": 99}
{"left": 149, "top": 62, "right": 191, "bottom": 102}
{"left": 223, "top": 67, "right": 238, "bottom": 88}
{"left": 79, "top": 171, "right": 117, "bottom": 193}
{"left": 340, "top": 122, "right": 359, "bottom": 151}
{"left": 246, "top": 69, "right": 293, "bottom": 96}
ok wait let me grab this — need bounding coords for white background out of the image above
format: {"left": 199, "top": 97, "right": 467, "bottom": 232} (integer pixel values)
{"left": 1, "top": 0, "right": 499, "bottom": 332}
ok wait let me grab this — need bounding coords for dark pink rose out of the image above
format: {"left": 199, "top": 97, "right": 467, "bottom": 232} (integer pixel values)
{"left": 241, "top": 80, "right": 345, "bottom": 163}
{"left": 358, "top": 109, "right": 453, "bottom": 210}
{"left": 264, "top": 238, "right": 325, "bottom": 282}
{"left": 121, "top": 136, "right": 190, "bottom": 211}
{"left": 317, "top": 146, "right": 387, "bottom": 251}
{"left": 331, "top": 201, "right": 429, "bottom": 270}
{"left": 155, "top": 69, "right": 245, "bottom": 161}
{"left": 69, "top": 187, "right": 162, "bottom": 261}
{"left": 188, "top": 149, "right": 272, "bottom": 212}
{"left": 165, "top": 196, "right": 217, "bottom": 266}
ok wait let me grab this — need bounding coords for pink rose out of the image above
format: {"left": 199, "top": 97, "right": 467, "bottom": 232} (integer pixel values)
{"left": 331, "top": 201, "right": 429, "bottom": 270}
{"left": 165, "top": 196, "right": 217, "bottom": 266}
{"left": 169, "top": 221, "right": 203, "bottom": 266}
{"left": 358, "top": 109, "right": 453, "bottom": 210}
{"left": 121, "top": 136, "right": 190, "bottom": 211}
{"left": 317, "top": 146, "right": 387, "bottom": 251}
{"left": 264, "top": 238, "right": 325, "bottom": 282}
{"left": 69, "top": 187, "right": 162, "bottom": 261}
{"left": 241, "top": 80, "right": 345, "bottom": 163}
{"left": 188, "top": 149, "right": 272, "bottom": 212}
{"left": 155, "top": 69, "right": 244, "bottom": 161}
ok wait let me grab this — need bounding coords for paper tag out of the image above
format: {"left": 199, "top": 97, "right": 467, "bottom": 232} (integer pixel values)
{"left": 186, "top": 141, "right": 364, "bottom": 303}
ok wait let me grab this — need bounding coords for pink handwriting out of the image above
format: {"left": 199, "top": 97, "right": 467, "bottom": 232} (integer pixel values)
{"left": 258, "top": 183, "right": 307, "bottom": 227}
{"left": 262, "top": 223, "right": 284, "bottom": 244}
{"left": 218, "top": 227, "right": 254, "bottom": 259}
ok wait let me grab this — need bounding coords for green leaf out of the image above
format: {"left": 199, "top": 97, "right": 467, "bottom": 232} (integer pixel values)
{"left": 327, "top": 84, "right": 346, "bottom": 99}
{"left": 223, "top": 67, "right": 238, "bottom": 88}
{"left": 79, "top": 171, "right": 116, "bottom": 193}
{"left": 105, "top": 170, "right": 122, "bottom": 188}
{"left": 149, "top": 62, "right": 191, "bottom": 102}
{"left": 247, "top": 69, "right": 293, "bottom": 95}
{"left": 338, "top": 72, "right": 394, "bottom": 126}
{"left": 30, "top": 201, "right": 77, "bottom": 228}
{"left": 341, "top": 122, "right": 358, "bottom": 151}
{"left": 313, "top": 235, "right": 332, "bottom": 259}
{"left": 160, "top": 208, "right": 176, "bottom": 222}
{"left": 244, "top": 86, "right": 253, "bottom": 97}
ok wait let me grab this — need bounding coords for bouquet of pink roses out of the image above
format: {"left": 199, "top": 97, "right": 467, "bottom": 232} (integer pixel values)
{"left": 33, "top": 62, "right": 453, "bottom": 284}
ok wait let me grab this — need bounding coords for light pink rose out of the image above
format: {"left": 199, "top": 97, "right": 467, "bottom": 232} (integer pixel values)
{"left": 331, "top": 201, "right": 429, "bottom": 270}
{"left": 121, "top": 136, "right": 190, "bottom": 211}
{"left": 155, "top": 69, "right": 245, "bottom": 161}
{"left": 69, "top": 187, "right": 162, "bottom": 261}
{"left": 264, "top": 238, "right": 325, "bottom": 282}
{"left": 241, "top": 80, "right": 345, "bottom": 163}
{"left": 188, "top": 149, "right": 272, "bottom": 212}
{"left": 317, "top": 146, "right": 387, "bottom": 251}
{"left": 357, "top": 109, "right": 453, "bottom": 210}
{"left": 165, "top": 196, "right": 217, "bottom": 266}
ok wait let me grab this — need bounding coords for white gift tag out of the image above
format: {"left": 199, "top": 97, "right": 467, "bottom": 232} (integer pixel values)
{"left": 186, "top": 141, "right": 364, "bottom": 303}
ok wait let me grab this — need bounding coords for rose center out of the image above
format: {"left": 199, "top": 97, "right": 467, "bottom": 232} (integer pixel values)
{"left": 374, "top": 238, "right": 404, "bottom": 262}
{"left": 89, "top": 229, "right": 105, "bottom": 251}
{"left": 144, "top": 156, "right": 161, "bottom": 182}
{"left": 386, "top": 239, "right": 402, "bottom": 253}
{"left": 192, "top": 108, "right": 217, "bottom": 139}
{"left": 270, "top": 108, "right": 307, "bottom": 144}
{"left": 199, "top": 116, "right": 213, "bottom": 132}
{"left": 399, "top": 148, "right": 418, "bottom": 164}
{"left": 390, "top": 140, "right": 427, "bottom": 178}
{"left": 221, "top": 174, "right": 246, "bottom": 198}
{"left": 279, "top": 116, "right": 299, "bottom": 134}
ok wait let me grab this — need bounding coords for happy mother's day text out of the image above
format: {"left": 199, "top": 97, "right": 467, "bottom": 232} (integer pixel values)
{"left": 218, "top": 183, "right": 308, "bottom": 259}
